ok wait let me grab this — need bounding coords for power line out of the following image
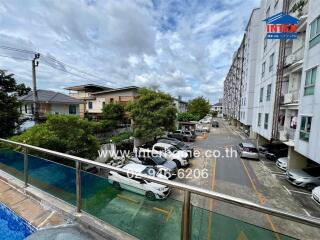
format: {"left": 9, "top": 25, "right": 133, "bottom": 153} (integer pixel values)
{"left": 0, "top": 45, "right": 109, "bottom": 86}
{"left": 0, "top": 54, "right": 32, "bottom": 61}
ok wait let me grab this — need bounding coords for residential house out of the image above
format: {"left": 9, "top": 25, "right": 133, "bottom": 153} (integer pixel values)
{"left": 65, "top": 84, "right": 113, "bottom": 117}
{"left": 18, "top": 90, "right": 83, "bottom": 119}
{"left": 65, "top": 85, "right": 139, "bottom": 119}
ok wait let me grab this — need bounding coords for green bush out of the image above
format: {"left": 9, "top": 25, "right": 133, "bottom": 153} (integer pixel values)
{"left": 109, "top": 131, "right": 133, "bottom": 143}
{"left": 11, "top": 114, "right": 100, "bottom": 159}
{"left": 177, "top": 112, "right": 199, "bottom": 121}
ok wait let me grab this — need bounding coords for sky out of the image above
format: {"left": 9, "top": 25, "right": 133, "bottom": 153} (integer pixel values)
{"left": 0, "top": 0, "right": 259, "bottom": 103}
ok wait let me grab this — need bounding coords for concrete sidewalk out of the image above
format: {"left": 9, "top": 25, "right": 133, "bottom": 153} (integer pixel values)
{"left": 0, "top": 179, "right": 67, "bottom": 229}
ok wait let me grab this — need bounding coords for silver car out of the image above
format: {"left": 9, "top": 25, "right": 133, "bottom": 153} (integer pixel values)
{"left": 237, "top": 142, "right": 259, "bottom": 160}
{"left": 286, "top": 167, "right": 320, "bottom": 191}
{"left": 276, "top": 157, "right": 288, "bottom": 171}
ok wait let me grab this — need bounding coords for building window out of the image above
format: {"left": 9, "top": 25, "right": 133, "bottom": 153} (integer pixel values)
{"left": 262, "top": 62, "right": 265, "bottom": 77}
{"left": 309, "top": 16, "right": 320, "bottom": 48}
{"left": 264, "top": 113, "right": 269, "bottom": 129}
{"left": 25, "top": 105, "right": 28, "bottom": 113}
{"left": 69, "top": 105, "right": 77, "bottom": 114}
{"left": 304, "top": 67, "right": 317, "bottom": 96}
{"left": 110, "top": 98, "right": 114, "bottom": 103}
{"left": 264, "top": 37, "right": 267, "bottom": 52}
{"left": 266, "top": 84, "right": 272, "bottom": 101}
{"left": 269, "top": 53, "right": 274, "bottom": 72}
{"left": 102, "top": 101, "right": 105, "bottom": 108}
{"left": 258, "top": 113, "right": 261, "bottom": 126}
{"left": 259, "top": 87, "right": 264, "bottom": 102}
{"left": 88, "top": 101, "right": 93, "bottom": 109}
{"left": 299, "top": 116, "right": 312, "bottom": 142}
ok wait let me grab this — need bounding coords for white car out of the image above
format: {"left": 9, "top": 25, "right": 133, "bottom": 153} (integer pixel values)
{"left": 276, "top": 157, "right": 288, "bottom": 171}
{"left": 312, "top": 187, "right": 320, "bottom": 205}
{"left": 139, "top": 142, "right": 189, "bottom": 168}
{"left": 108, "top": 163, "right": 170, "bottom": 200}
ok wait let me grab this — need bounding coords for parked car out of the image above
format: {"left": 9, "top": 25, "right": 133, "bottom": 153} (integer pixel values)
{"left": 276, "top": 157, "right": 288, "bottom": 171}
{"left": 212, "top": 121, "right": 219, "bottom": 128}
{"left": 168, "top": 130, "right": 196, "bottom": 142}
{"left": 265, "top": 147, "right": 288, "bottom": 161}
{"left": 139, "top": 142, "right": 189, "bottom": 168}
{"left": 199, "top": 118, "right": 211, "bottom": 124}
{"left": 108, "top": 163, "right": 170, "bottom": 200}
{"left": 237, "top": 142, "right": 259, "bottom": 160}
{"left": 286, "top": 167, "right": 320, "bottom": 191}
{"left": 128, "top": 154, "right": 177, "bottom": 179}
{"left": 258, "top": 142, "right": 287, "bottom": 154}
{"left": 312, "top": 186, "right": 320, "bottom": 205}
{"left": 157, "top": 137, "right": 194, "bottom": 158}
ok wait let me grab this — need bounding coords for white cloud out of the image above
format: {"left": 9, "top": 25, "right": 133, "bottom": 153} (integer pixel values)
{"left": 0, "top": 0, "right": 259, "bottom": 103}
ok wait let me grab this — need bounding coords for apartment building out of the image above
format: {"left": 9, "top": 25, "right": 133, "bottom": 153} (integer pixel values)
{"left": 252, "top": 0, "right": 285, "bottom": 141}
{"left": 174, "top": 96, "right": 188, "bottom": 113}
{"left": 223, "top": 0, "right": 320, "bottom": 167}
{"left": 240, "top": 8, "right": 263, "bottom": 136}
{"left": 291, "top": 0, "right": 320, "bottom": 167}
{"left": 223, "top": 38, "right": 245, "bottom": 124}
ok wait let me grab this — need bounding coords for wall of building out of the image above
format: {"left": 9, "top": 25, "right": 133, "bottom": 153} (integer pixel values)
{"left": 294, "top": 0, "right": 320, "bottom": 164}
{"left": 252, "top": 0, "right": 284, "bottom": 140}
{"left": 240, "top": 8, "right": 262, "bottom": 127}
{"left": 86, "top": 89, "right": 138, "bottom": 114}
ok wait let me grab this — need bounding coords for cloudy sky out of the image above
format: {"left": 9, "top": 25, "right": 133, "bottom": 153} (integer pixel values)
{"left": 0, "top": 0, "right": 259, "bottom": 103}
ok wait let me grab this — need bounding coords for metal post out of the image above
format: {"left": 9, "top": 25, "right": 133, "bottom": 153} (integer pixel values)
{"left": 76, "top": 161, "right": 81, "bottom": 213}
{"left": 181, "top": 190, "right": 191, "bottom": 240}
{"left": 23, "top": 147, "right": 28, "bottom": 187}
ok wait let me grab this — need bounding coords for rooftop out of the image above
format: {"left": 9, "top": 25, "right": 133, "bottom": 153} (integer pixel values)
{"left": 64, "top": 84, "right": 112, "bottom": 92}
{"left": 91, "top": 86, "right": 139, "bottom": 95}
{"left": 18, "top": 90, "right": 84, "bottom": 104}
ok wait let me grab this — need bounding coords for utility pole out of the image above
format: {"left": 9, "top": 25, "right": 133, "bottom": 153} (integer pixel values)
{"left": 32, "top": 53, "right": 40, "bottom": 123}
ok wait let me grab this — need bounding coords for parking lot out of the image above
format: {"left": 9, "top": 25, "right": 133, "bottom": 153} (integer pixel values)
{"left": 169, "top": 118, "right": 320, "bottom": 239}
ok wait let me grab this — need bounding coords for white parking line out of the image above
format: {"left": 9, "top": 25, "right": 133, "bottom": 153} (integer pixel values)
{"left": 289, "top": 189, "right": 311, "bottom": 196}
{"left": 303, "top": 208, "right": 311, "bottom": 217}
{"left": 283, "top": 185, "right": 292, "bottom": 195}
{"left": 270, "top": 171, "right": 285, "bottom": 175}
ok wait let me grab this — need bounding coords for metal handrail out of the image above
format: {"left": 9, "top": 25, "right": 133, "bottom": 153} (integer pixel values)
{"left": 1, "top": 138, "right": 320, "bottom": 238}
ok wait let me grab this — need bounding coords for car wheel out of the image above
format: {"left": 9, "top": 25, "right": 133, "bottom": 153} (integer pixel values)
{"left": 146, "top": 191, "right": 156, "bottom": 201}
{"left": 112, "top": 181, "right": 121, "bottom": 190}
{"left": 305, "top": 183, "right": 317, "bottom": 191}
{"left": 173, "top": 160, "right": 181, "bottom": 168}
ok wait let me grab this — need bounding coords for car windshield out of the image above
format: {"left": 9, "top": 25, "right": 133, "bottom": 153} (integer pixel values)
{"left": 142, "top": 167, "right": 157, "bottom": 176}
{"left": 152, "top": 156, "right": 166, "bottom": 165}
{"left": 168, "top": 146, "right": 178, "bottom": 152}
{"left": 177, "top": 142, "right": 185, "bottom": 148}
{"left": 303, "top": 167, "right": 320, "bottom": 177}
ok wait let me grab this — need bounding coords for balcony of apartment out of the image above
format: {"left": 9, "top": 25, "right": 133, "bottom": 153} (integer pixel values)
{"left": 278, "top": 110, "right": 298, "bottom": 146}
{"left": 284, "top": 46, "right": 304, "bottom": 69}
{"left": 1, "top": 139, "right": 320, "bottom": 240}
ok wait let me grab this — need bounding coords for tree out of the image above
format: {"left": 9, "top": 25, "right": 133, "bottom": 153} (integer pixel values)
{"left": 177, "top": 112, "right": 198, "bottom": 122}
{"left": 127, "top": 88, "right": 177, "bottom": 140}
{"left": 101, "top": 103, "right": 125, "bottom": 129}
{"left": 11, "top": 115, "right": 100, "bottom": 159}
{"left": 0, "top": 70, "right": 31, "bottom": 138}
{"left": 187, "top": 97, "right": 210, "bottom": 120}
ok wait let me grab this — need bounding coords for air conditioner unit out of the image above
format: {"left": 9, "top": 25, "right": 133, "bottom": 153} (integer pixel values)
{"left": 284, "top": 93, "right": 293, "bottom": 104}
{"left": 279, "top": 130, "right": 288, "bottom": 141}
{"left": 285, "top": 54, "right": 295, "bottom": 66}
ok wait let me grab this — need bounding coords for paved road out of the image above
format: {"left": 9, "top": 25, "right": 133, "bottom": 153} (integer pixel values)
{"left": 172, "top": 118, "right": 320, "bottom": 240}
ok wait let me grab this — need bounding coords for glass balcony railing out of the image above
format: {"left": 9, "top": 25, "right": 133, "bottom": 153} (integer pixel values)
{"left": 0, "top": 138, "right": 319, "bottom": 240}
